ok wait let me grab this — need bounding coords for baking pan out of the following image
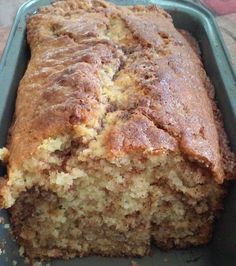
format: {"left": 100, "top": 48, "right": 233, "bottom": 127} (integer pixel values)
{"left": 0, "top": 0, "right": 236, "bottom": 265}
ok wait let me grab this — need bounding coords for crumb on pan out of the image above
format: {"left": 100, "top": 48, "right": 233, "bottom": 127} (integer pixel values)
{"left": 0, "top": 148, "right": 9, "bottom": 163}
{"left": 131, "top": 260, "right": 139, "bottom": 266}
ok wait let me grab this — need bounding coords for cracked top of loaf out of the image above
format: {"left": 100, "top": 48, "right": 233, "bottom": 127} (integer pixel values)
{"left": 6, "top": 0, "right": 235, "bottom": 182}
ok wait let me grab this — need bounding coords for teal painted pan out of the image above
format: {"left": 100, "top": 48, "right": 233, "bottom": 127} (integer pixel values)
{"left": 0, "top": 0, "right": 236, "bottom": 265}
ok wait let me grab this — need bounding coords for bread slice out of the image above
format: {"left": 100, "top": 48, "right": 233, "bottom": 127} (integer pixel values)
{"left": 0, "top": 0, "right": 235, "bottom": 260}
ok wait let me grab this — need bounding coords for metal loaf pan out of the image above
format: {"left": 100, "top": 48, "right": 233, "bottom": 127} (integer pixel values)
{"left": 0, "top": 0, "right": 235, "bottom": 265}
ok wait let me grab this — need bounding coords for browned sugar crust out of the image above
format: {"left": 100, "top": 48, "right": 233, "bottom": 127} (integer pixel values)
{"left": 6, "top": 0, "right": 234, "bottom": 183}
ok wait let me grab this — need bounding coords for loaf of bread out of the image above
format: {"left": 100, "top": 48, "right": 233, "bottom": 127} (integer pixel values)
{"left": 0, "top": 0, "right": 235, "bottom": 260}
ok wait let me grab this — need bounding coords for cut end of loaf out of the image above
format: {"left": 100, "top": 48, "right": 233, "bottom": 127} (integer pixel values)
{"left": 7, "top": 132, "right": 224, "bottom": 259}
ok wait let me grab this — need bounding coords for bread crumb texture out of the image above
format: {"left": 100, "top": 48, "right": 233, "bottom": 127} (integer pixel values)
{"left": 0, "top": 0, "right": 235, "bottom": 261}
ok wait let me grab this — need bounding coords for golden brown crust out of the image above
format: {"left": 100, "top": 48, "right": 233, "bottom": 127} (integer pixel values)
{"left": 106, "top": 113, "right": 178, "bottom": 155}
{"left": 6, "top": 0, "right": 235, "bottom": 182}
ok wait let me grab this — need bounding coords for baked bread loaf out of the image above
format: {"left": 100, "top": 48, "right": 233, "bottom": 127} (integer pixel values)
{"left": 0, "top": 0, "right": 235, "bottom": 260}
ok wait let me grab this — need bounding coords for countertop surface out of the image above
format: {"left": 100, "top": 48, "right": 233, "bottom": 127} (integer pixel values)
{"left": 0, "top": 0, "right": 235, "bottom": 68}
